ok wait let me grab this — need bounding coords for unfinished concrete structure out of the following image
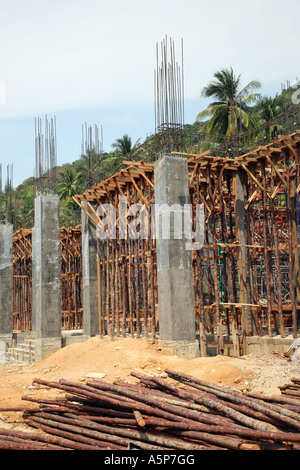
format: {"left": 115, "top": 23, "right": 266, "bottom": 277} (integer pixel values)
{"left": 13, "top": 229, "right": 32, "bottom": 331}
{"left": 187, "top": 131, "right": 300, "bottom": 355}
{"left": 32, "top": 194, "right": 62, "bottom": 361}
{"left": 2, "top": 99, "right": 300, "bottom": 362}
{"left": 0, "top": 224, "right": 13, "bottom": 347}
{"left": 10, "top": 224, "right": 83, "bottom": 362}
{"left": 2, "top": 36, "right": 300, "bottom": 363}
{"left": 154, "top": 155, "right": 198, "bottom": 357}
{"left": 3, "top": 130, "right": 300, "bottom": 362}
{"left": 72, "top": 130, "right": 300, "bottom": 358}
{"left": 81, "top": 201, "right": 99, "bottom": 338}
{"left": 60, "top": 226, "right": 82, "bottom": 330}
{"left": 13, "top": 226, "right": 82, "bottom": 333}
{"left": 74, "top": 161, "right": 158, "bottom": 341}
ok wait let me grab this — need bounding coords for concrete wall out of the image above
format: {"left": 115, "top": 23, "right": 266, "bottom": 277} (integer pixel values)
{"left": 32, "top": 195, "right": 62, "bottom": 360}
{"left": 81, "top": 201, "right": 99, "bottom": 337}
{"left": 0, "top": 224, "right": 13, "bottom": 346}
{"left": 154, "top": 155, "right": 199, "bottom": 358}
{"left": 246, "top": 335, "right": 295, "bottom": 355}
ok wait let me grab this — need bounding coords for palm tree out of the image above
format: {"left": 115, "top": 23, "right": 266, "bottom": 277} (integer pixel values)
{"left": 256, "top": 95, "right": 283, "bottom": 140}
{"left": 57, "top": 168, "right": 83, "bottom": 201}
{"left": 111, "top": 134, "right": 140, "bottom": 157}
{"left": 57, "top": 168, "right": 84, "bottom": 227}
{"left": 197, "top": 67, "right": 262, "bottom": 136}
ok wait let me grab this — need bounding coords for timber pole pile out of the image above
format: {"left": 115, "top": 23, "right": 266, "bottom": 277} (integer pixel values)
{"left": 278, "top": 378, "right": 300, "bottom": 401}
{"left": 0, "top": 370, "right": 300, "bottom": 450}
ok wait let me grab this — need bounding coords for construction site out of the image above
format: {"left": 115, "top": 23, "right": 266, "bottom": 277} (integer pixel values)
{"left": 0, "top": 36, "right": 300, "bottom": 452}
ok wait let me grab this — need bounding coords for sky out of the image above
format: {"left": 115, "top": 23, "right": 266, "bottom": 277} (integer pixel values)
{"left": 0, "top": 0, "right": 299, "bottom": 187}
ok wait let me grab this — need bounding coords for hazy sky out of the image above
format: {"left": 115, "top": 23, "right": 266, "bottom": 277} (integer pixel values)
{"left": 0, "top": 0, "right": 299, "bottom": 186}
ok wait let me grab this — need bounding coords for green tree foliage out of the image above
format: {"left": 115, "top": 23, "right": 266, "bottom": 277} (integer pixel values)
{"left": 57, "top": 167, "right": 84, "bottom": 227}
{"left": 8, "top": 79, "right": 299, "bottom": 231}
{"left": 17, "top": 190, "right": 34, "bottom": 228}
{"left": 257, "top": 95, "right": 282, "bottom": 122}
{"left": 111, "top": 134, "right": 140, "bottom": 156}
{"left": 14, "top": 179, "right": 35, "bottom": 228}
{"left": 57, "top": 167, "right": 83, "bottom": 201}
{"left": 197, "top": 67, "right": 262, "bottom": 136}
{"left": 255, "top": 95, "right": 283, "bottom": 139}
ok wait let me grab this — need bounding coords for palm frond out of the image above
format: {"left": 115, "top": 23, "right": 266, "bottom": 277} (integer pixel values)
{"left": 197, "top": 67, "right": 262, "bottom": 137}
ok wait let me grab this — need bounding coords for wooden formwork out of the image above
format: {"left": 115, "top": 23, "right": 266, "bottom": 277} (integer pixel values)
{"left": 13, "top": 229, "right": 32, "bottom": 331}
{"left": 186, "top": 130, "right": 300, "bottom": 355}
{"left": 60, "top": 226, "right": 83, "bottom": 330}
{"left": 12, "top": 226, "right": 83, "bottom": 332}
{"left": 73, "top": 161, "right": 158, "bottom": 340}
{"left": 74, "top": 132, "right": 300, "bottom": 355}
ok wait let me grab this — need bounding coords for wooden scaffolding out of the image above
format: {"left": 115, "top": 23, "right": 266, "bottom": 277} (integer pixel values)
{"left": 13, "top": 229, "right": 32, "bottom": 331}
{"left": 13, "top": 226, "right": 83, "bottom": 332}
{"left": 74, "top": 132, "right": 300, "bottom": 354}
{"left": 73, "top": 161, "right": 157, "bottom": 340}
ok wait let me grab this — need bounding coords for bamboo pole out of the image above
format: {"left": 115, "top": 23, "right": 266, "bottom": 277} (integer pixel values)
{"left": 208, "top": 169, "right": 224, "bottom": 354}
{"left": 270, "top": 166, "right": 285, "bottom": 337}
{"left": 196, "top": 168, "right": 207, "bottom": 356}
{"left": 286, "top": 151, "right": 298, "bottom": 338}
{"left": 220, "top": 173, "right": 239, "bottom": 356}
{"left": 262, "top": 162, "right": 273, "bottom": 337}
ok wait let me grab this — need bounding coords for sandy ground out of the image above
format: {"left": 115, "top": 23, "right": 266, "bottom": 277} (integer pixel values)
{"left": 0, "top": 336, "right": 299, "bottom": 432}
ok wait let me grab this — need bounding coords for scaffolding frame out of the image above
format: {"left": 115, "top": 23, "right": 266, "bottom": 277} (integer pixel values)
{"left": 13, "top": 226, "right": 83, "bottom": 332}
{"left": 74, "top": 132, "right": 300, "bottom": 355}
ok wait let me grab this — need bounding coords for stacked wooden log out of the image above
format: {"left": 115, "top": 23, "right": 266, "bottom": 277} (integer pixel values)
{"left": 0, "top": 370, "right": 300, "bottom": 450}
{"left": 279, "top": 378, "right": 300, "bottom": 402}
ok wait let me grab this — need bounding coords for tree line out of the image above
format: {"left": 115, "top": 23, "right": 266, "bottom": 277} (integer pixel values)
{"left": 1, "top": 67, "right": 297, "bottom": 230}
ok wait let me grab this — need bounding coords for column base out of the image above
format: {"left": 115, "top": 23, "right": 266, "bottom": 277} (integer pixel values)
{"left": 0, "top": 334, "right": 13, "bottom": 349}
{"left": 35, "top": 337, "right": 62, "bottom": 362}
{"left": 0, "top": 336, "right": 13, "bottom": 364}
{"left": 159, "top": 340, "right": 200, "bottom": 359}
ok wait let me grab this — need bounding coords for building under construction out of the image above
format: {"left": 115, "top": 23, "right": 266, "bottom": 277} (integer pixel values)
{"left": 12, "top": 226, "right": 82, "bottom": 333}
{"left": 3, "top": 128, "right": 299, "bottom": 361}
{"left": 71, "top": 129, "right": 300, "bottom": 357}
{"left": 0, "top": 37, "right": 300, "bottom": 362}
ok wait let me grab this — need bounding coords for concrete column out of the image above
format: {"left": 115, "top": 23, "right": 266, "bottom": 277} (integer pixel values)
{"left": 81, "top": 201, "right": 99, "bottom": 337}
{"left": 154, "top": 155, "right": 199, "bottom": 358}
{"left": 32, "top": 195, "right": 62, "bottom": 360}
{"left": 31, "top": 227, "right": 36, "bottom": 331}
{"left": 0, "top": 224, "right": 13, "bottom": 348}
